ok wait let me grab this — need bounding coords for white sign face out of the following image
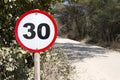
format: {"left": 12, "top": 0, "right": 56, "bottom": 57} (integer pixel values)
{"left": 15, "top": 10, "right": 58, "bottom": 52}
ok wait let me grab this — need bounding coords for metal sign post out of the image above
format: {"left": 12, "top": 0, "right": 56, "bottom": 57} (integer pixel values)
{"left": 34, "top": 53, "right": 40, "bottom": 80}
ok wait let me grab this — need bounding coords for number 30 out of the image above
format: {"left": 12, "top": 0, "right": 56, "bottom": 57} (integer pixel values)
{"left": 23, "top": 23, "right": 50, "bottom": 39}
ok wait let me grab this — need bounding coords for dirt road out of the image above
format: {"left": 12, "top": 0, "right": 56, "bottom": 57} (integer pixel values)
{"left": 55, "top": 37, "right": 120, "bottom": 80}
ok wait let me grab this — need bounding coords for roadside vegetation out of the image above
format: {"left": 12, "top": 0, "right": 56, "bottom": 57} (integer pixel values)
{"left": 0, "top": 46, "right": 73, "bottom": 80}
{"left": 55, "top": 0, "right": 120, "bottom": 50}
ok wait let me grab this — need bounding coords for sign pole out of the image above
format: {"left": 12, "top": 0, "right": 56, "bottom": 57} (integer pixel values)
{"left": 15, "top": 9, "right": 58, "bottom": 80}
{"left": 34, "top": 53, "right": 40, "bottom": 80}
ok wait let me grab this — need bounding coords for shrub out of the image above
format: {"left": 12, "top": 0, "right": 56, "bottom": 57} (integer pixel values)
{"left": 0, "top": 45, "right": 73, "bottom": 80}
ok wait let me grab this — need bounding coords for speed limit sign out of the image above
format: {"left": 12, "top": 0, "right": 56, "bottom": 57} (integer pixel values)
{"left": 15, "top": 10, "right": 58, "bottom": 52}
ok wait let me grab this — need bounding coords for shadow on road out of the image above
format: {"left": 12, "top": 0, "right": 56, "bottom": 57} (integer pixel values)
{"left": 54, "top": 43, "right": 108, "bottom": 61}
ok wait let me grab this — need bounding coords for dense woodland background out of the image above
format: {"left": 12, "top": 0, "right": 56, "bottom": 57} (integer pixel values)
{"left": 56, "top": 0, "right": 120, "bottom": 49}
{"left": 0, "top": 0, "right": 120, "bottom": 80}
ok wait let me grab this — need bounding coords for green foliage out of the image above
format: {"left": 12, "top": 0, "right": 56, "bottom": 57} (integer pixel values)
{"left": 0, "top": 45, "right": 34, "bottom": 80}
{"left": 4, "top": 0, "right": 8, "bottom": 3}
{"left": 89, "top": 0, "right": 120, "bottom": 42}
{"left": 57, "top": 0, "right": 120, "bottom": 45}
{"left": 0, "top": 46, "right": 73, "bottom": 80}
{"left": 0, "top": 0, "right": 60, "bottom": 47}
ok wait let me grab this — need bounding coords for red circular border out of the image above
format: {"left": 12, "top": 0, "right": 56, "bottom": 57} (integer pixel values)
{"left": 15, "top": 10, "right": 58, "bottom": 53}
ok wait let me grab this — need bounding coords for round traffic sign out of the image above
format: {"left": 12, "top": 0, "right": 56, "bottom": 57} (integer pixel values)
{"left": 15, "top": 10, "right": 58, "bottom": 52}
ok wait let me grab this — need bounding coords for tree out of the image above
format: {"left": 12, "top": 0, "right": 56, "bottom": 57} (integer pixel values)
{"left": 57, "top": 0, "right": 92, "bottom": 39}
{"left": 0, "top": 0, "right": 60, "bottom": 47}
{"left": 90, "top": 0, "right": 120, "bottom": 42}
{"left": 57, "top": 0, "right": 120, "bottom": 45}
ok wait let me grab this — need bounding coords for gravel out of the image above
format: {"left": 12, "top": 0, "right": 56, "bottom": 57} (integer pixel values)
{"left": 55, "top": 37, "right": 120, "bottom": 80}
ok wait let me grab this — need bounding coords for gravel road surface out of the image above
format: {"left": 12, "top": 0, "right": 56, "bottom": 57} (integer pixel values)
{"left": 55, "top": 37, "right": 120, "bottom": 80}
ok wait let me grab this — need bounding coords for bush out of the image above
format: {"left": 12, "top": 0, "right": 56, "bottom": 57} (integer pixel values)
{"left": 40, "top": 47, "right": 74, "bottom": 80}
{"left": 0, "top": 45, "right": 73, "bottom": 80}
